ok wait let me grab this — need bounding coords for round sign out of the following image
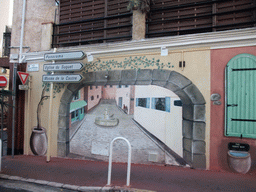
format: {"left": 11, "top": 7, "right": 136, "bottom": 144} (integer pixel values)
{"left": 0, "top": 76, "right": 8, "bottom": 88}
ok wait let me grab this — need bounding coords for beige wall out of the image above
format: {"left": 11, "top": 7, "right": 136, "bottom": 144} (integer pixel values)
{"left": 11, "top": 0, "right": 56, "bottom": 54}
{"left": 0, "top": 0, "right": 13, "bottom": 56}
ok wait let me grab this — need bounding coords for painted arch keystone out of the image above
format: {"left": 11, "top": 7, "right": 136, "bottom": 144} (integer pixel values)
{"left": 58, "top": 69, "right": 206, "bottom": 169}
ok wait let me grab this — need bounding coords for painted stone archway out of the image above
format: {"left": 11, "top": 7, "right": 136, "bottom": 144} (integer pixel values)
{"left": 58, "top": 69, "right": 206, "bottom": 169}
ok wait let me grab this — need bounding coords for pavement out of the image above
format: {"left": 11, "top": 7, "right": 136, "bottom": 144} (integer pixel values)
{"left": 0, "top": 155, "right": 256, "bottom": 192}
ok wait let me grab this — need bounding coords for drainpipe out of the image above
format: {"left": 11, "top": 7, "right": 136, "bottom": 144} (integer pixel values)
{"left": 19, "top": 0, "right": 27, "bottom": 63}
{"left": 12, "top": 0, "right": 27, "bottom": 158}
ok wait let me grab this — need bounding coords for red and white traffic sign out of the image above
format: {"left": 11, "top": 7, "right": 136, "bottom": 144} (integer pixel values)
{"left": 17, "top": 71, "right": 29, "bottom": 85}
{"left": 0, "top": 76, "right": 8, "bottom": 88}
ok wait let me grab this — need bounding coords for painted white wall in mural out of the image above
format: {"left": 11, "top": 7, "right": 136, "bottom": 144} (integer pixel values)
{"left": 134, "top": 85, "right": 183, "bottom": 157}
{"left": 116, "top": 85, "right": 132, "bottom": 114}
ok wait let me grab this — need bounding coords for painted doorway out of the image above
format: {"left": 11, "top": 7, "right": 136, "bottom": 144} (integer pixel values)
{"left": 58, "top": 69, "right": 206, "bottom": 169}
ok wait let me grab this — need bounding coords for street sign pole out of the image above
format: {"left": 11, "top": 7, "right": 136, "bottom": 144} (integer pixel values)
{"left": 46, "top": 80, "right": 53, "bottom": 163}
{"left": 12, "top": 63, "right": 18, "bottom": 158}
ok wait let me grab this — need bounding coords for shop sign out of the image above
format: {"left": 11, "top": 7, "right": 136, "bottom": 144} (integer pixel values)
{"left": 44, "top": 51, "right": 85, "bottom": 61}
{"left": 27, "top": 64, "right": 39, "bottom": 72}
{"left": 43, "top": 62, "right": 84, "bottom": 72}
{"left": 42, "top": 74, "right": 83, "bottom": 83}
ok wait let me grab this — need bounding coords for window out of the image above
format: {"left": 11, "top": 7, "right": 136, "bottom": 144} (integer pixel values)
{"left": 91, "top": 96, "right": 94, "bottom": 101}
{"left": 97, "top": 95, "right": 99, "bottom": 99}
{"left": 136, "top": 98, "right": 150, "bottom": 108}
{"left": 73, "top": 90, "right": 80, "bottom": 100}
{"left": 151, "top": 97, "right": 170, "bottom": 112}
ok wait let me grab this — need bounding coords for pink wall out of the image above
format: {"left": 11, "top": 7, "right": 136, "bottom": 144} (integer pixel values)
{"left": 210, "top": 46, "right": 256, "bottom": 172}
{"left": 87, "top": 86, "right": 102, "bottom": 111}
{"left": 102, "top": 85, "right": 117, "bottom": 99}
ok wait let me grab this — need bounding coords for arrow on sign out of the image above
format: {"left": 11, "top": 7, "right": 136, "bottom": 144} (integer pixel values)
{"left": 43, "top": 62, "right": 84, "bottom": 72}
{"left": 42, "top": 74, "right": 83, "bottom": 83}
{"left": 17, "top": 71, "right": 29, "bottom": 85}
{"left": 44, "top": 51, "right": 85, "bottom": 61}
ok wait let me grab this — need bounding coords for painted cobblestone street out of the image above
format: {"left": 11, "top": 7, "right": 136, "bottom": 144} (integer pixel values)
{"left": 70, "top": 100, "right": 179, "bottom": 165}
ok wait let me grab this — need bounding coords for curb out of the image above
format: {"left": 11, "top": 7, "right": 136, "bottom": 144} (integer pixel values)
{"left": 0, "top": 174, "right": 156, "bottom": 192}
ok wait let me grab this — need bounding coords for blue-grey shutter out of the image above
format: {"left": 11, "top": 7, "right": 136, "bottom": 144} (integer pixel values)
{"left": 165, "top": 97, "right": 170, "bottom": 112}
{"left": 151, "top": 98, "right": 156, "bottom": 109}
{"left": 146, "top": 98, "right": 150, "bottom": 108}
{"left": 225, "top": 54, "right": 256, "bottom": 138}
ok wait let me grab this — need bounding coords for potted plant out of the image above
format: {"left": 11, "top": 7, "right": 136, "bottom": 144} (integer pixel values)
{"left": 127, "top": 0, "right": 151, "bottom": 13}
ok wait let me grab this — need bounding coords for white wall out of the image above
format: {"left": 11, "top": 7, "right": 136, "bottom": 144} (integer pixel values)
{"left": 134, "top": 85, "right": 183, "bottom": 157}
{"left": 116, "top": 85, "right": 131, "bottom": 114}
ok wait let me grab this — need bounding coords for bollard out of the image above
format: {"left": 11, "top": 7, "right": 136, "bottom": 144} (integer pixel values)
{"left": 107, "top": 137, "right": 132, "bottom": 186}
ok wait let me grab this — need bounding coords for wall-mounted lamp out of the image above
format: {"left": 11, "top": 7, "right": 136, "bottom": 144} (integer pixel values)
{"left": 211, "top": 93, "right": 221, "bottom": 105}
{"left": 105, "top": 75, "right": 109, "bottom": 80}
{"left": 87, "top": 54, "right": 94, "bottom": 62}
{"left": 161, "top": 47, "right": 168, "bottom": 56}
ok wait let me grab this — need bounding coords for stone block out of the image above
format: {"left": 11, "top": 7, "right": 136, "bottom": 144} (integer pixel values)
{"left": 107, "top": 70, "right": 121, "bottom": 85}
{"left": 193, "top": 122, "right": 205, "bottom": 140}
{"left": 82, "top": 72, "right": 96, "bottom": 85}
{"left": 182, "top": 104, "right": 206, "bottom": 122}
{"left": 121, "top": 70, "right": 137, "bottom": 85}
{"left": 34, "top": 180, "right": 49, "bottom": 185}
{"left": 174, "top": 90, "right": 192, "bottom": 105}
{"left": 67, "top": 83, "right": 82, "bottom": 93}
{"left": 183, "top": 138, "right": 192, "bottom": 152}
{"left": 60, "top": 89, "right": 73, "bottom": 104}
{"left": 9, "top": 176, "right": 22, "bottom": 181}
{"left": 57, "top": 141, "right": 67, "bottom": 157}
{"left": 182, "top": 104, "right": 194, "bottom": 121}
{"left": 164, "top": 81, "right": 181, "bottom": 93}
{"left": 58, "top": 128, "right": 69, "bottom": 142}
{"left": 136, "top": 69, "right": 152, "bottom": 85}
{"left": 63, "top": 184, "right": 80, "bottom": 190}
{"left": 168, "top": 71, "right": 192, "bottom": 89}
{"left": 152, "top": 69, "right": 171, "bottom": 86}
{"left": 58, "top": 103, "right": 69, "bottom": 116}
{"left": 182, "top": 120, "right": 193, "bottom": 139}
{"left": 192, "top": 154, "right": 206, "bottom": 169}
{"left": 182, "top": 120, "right": 205, "bottom": 140}
{"left": 58, "top": 115, "right": 69, "bottom": 129}
{"left": 193, "top": 105, "right": 206, "bottom": 122}
{"left": 47, "top": 182, "right": 64, "bottom": 188}
{"left": 183, "top": 84, "right": 206, "bottom": 105}
{"left": 183, "top": 150, "right": 192, "bottom": 164}
{"left": 192, "top": 140, "right": 205, "bottom": 154}
{"left": 95, "top": 71, "right": 108, "bottom": 85}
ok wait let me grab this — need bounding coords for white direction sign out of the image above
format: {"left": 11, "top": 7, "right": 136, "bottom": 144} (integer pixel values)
{"left": 44, "top": 51, "right": 85, "bottom": 61}
{"left": 42, "top": 74, "right": 83, "bottom": 83}
{"left": 43, "top": 62, "right": 84, "bottom": 72}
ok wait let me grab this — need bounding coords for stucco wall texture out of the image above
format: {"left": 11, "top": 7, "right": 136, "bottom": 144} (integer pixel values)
{"left": 210, "top": 46, "right": 256, "bottom": 172}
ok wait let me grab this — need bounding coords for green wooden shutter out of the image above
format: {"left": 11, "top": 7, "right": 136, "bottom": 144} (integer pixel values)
{"left": 225, "top": 54, "right": 256, "bottom": 138}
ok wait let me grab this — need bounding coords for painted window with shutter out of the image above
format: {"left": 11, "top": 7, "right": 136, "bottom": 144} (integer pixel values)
{"left": 225, "top": 54, "right": 256, "bottom": 139}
